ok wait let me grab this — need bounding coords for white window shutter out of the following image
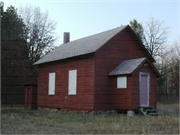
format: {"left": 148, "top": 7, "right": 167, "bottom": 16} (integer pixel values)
{"left": 68, "top": 70, "right": 77, "bottom": 95}
{"left": 117, "top": 76, "right": 127, "bottom": 89}
{"left": 49, "top": 73, "right": 55, "bottom": 95}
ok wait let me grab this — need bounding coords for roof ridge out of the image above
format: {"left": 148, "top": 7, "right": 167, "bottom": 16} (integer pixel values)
{"left": 60, "top": 25, "right": 128, "bottom": 46}
{"left": 34, "top": 25, "right": 128, "bottom": 65}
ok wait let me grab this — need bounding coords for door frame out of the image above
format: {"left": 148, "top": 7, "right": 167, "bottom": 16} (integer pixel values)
{"left": 139, "top": 72, "right": 150, "bottom": 107}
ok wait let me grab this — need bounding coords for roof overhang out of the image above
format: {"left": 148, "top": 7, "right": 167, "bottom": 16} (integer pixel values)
{"left": 109, "top": 57, "right": 160, "bottom": 77}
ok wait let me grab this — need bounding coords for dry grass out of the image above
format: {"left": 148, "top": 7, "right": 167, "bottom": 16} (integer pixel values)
{"left": 1, "top": 103, "right": 179, "bottom": 134}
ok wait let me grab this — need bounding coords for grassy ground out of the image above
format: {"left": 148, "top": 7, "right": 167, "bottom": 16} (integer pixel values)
{"left": 1, "top": 103, "right": 179, "bottom": 134}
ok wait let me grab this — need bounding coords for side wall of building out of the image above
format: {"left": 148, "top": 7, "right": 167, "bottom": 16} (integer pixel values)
{"left": 110, "top": 76, "right": 133, "bottom": 109}
{"left": 132, "top": 62, "right": 157, "bottom": 109}
{"left": 37, "top": 54, "right": 95, "bottom": 111}
{"left": 94, "top": 27, "right": 152, "bottom": 111}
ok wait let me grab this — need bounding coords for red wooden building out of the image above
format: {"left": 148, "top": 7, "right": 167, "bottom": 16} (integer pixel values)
{"left": 34, "top": 25, "right": 160, "bottom": 111}
{"left": 23, "top": 83, "right": 37, "bottom": 110}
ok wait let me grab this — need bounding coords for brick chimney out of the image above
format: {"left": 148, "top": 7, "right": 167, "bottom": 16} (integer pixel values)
{"left": 64, "top": 32, "right": 70, "bottom": 44}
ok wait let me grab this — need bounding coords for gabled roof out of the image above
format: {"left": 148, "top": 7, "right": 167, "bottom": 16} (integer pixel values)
{"left": 34, "top": 25, "right": 128, "bottom": 65}
{"left": 109, "top": 57, "right": 160, "bottom": 76}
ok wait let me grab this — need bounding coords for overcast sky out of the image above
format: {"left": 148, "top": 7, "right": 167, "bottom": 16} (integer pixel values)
{"left": 2, "top": 0, "right": 180, "bottom": 46}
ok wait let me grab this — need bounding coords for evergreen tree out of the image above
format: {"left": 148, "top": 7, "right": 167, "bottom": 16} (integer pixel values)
{"left": 129, "top": 19, "right": 144, "bottom": 43}
{"left": 1, "top": 5, "right": 34, "bottom": 105}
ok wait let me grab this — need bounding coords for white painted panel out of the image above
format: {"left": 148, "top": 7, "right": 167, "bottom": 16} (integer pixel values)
{"left": 68, "top": 70, "right": 77, "bottom": 95}
{"left": 49, "top": 73, "right": 55, "bottom": 95}
{"left": 117, "top": 76, "right": 127, "bottom": 89}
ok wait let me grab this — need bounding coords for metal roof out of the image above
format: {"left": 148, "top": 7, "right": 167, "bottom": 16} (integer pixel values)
{"left": 33, "top": 25, "right": 128, "bottom": 65}
{"left": 109, "top": 57, "right": 146, "bottom": 76}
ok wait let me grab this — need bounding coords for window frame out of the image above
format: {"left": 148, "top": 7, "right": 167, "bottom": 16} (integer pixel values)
{"left": 117, "top": 76, "right": 127, "bottom": 89}
{"left": 68, "top": 69, "right": 77, "bottom": 95}
{"left": 48, "top": 72, "right": 56, "bottom": 95}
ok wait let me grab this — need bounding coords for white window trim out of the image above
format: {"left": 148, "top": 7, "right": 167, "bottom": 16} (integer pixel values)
{"left": 48, "top": 72, "right": 56, "bottom": 95}
{"left": 68, "top": 69, "right": 77, "bottom": 95}
{"left": 117, "top": 76, "right": 127, "bottom": 89}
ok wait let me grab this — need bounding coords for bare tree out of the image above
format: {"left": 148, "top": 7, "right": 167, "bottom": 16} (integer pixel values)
{"left": 143, "top": 17, "right": 170, "bottom": 57}
{"left": 166, "top": 38, "right": 179, "bottom": 94}
{"left": 156, "top": 38, "right": 179, "bottom": 95}
{"left": 172, "top": 38, "right": 180, "bottom": 57}
{"left": 18, "top": 4, "right": 57, "bottom": 62}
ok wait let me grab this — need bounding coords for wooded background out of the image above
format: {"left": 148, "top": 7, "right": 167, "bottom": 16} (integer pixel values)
{"left": 1, "top": 4, "right": 179, "bottom": 105}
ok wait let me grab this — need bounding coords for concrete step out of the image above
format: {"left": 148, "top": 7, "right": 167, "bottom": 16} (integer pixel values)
{"left": 148, "top": 113, "right": 159, "bottom": 116}
{"left": 140, "top": 106, "right": 154, "bottom": 109}
{"left": 139, "top": 108, "right": 147, "bottom": 116}
{"left": 146, "top": 109, "right": 157, "bottom": 112}
{"left": 139, "top": 106, "right": 160, "bottom": 116}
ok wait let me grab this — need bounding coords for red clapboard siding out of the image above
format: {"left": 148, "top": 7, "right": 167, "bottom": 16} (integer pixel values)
{"left": 94, "top": 95, "right": 110, "bottom": 104}
{"left": 37, "top": 27, "right": 158, "bottom": 111}
{"left": 111, "top": 104, "right": 132, "bottom": 109}
{"left": 37, "top": 55, "right": 95, "bottom": 111}
{"left": 131, "top": 62, "right": 157, "bottom": 109}
{"left": 110, "top": 76, "right": 132, "bottom": 110}
{"left": 24, "top": 85, "right": 37, "bottom": 110}
{"left": 94, "top": 104, "right": 111, "bottom": 111}
{"left": 94, "top": 28, "right": 157, "bottom": 111}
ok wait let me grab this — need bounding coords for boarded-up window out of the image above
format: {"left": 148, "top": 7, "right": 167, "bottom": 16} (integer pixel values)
{"left": 49, "top": 73, "right": 55, "bottom": 95}
{"left": 68, "top": 70, "right": 77, "bottom": 95}
{"left": 117, "top": 76, "right": 127, "bottom": 89}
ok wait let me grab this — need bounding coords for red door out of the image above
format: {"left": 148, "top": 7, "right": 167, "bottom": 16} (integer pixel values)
{"left": 140, "top": 75, "right": 148, "bottom": 106}
{"left": 27, "top": 89, "right": 30, "bottom": 109}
